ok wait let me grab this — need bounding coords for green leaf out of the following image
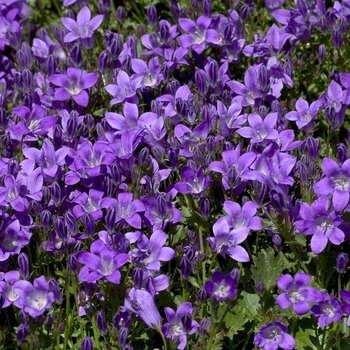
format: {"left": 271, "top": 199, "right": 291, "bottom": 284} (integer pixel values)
{"left": 93, "top": 109, "right": 105, "bottom": 117}
{"left": 295, "top": 328, "right": 316, "bottom": 350}
{"left": 251, "top": 247, "right": 292, "bottom": 291}
{"left": 224, "top": 309, "right": 247, "bottom": 337}
{"left": 239, "top": 291, "right": 260, "bottom": 319}
{"left": 188, "top": 276, "right": 201, "bottom": 289}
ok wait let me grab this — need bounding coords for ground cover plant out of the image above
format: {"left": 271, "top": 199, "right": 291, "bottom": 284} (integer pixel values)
{"left": 2, "top": 0, "right": 350, "bottom": 349}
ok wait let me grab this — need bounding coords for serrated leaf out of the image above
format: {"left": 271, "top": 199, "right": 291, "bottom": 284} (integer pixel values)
{"left": 251, "top": 247, "right": 292, "bottom": 291}
{"left": 225, "top": 309, "right": 247, "bottom": 337}
{"left": 295, "top": 328, "right": 316, "bottom": 350}
{"left": 291, "top": 234, "right": 306, "bottom": 247}
{"left": 239, "top": 291, "right": 260, "bottom": 319}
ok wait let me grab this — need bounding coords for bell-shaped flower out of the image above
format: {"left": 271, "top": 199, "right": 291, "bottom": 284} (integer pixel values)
{"left": 105, "top": 70, "right": 143, "bottom": 105}
{"left": 205, "top": 270, "right": 238, "bottom": 301}
{"left": 162, "top": 302, "right": 199, "bottom": 350}
{"left": 61, "top": 6, "right": 103, "bottom": 43}
{"left": 175, "top": 165, "right": 211, "bottom": 197}
{"left": 131, "top": 57, "right": 163, "bottom": 88}
{"left": 178, "top": 16, "right": 220, "bottom": 54}
{"left": 127, "top": 230, "right": 175, "bottom": 270}
{"left": 314, "top": 157, "right": 350, "bottom": 212}
{"left": 285, "top": 98, "right": 320, "bottom": 132}
{"left": 208, "top": 218, "right": 250, "bottom": 262}
{"left": 124, "top": 288, "right": 162, "bottom": 329}
{"left": 236, "top": 112, "right": 279, "bottom": 144}
{"left": 311, "top": 294, "right": 342, "bottom": 328}
{"left": 276, "top": 272, "right": 323, "bottom": 315}
{"left": 15, "top": 276, "right": 55, "bottom": 317}
{"left": 227, "top": 66, "right": 263, "bottom": 107}
{"left": 0, "top": 270, "right": 22, "bottom": 308}
{"left": 77, "top": 239, "right": 129, "bottom": 284}
{"left": 294, "top": 195, "right": 345, "bottom": 255}
{"left": 49, "top": 67, "right": 99, "bottom": 107}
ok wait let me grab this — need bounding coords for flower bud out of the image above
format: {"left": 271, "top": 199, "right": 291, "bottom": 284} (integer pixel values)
{"left": 147, "top": 5, "right": 157, "bottom": 26}
{"left": 337, "top": 253, "right": 348, "bottom": 273}
{"left": 118, "top": 326, "right": 129, "bottom": 346}
{"left": 199, "top": 197, "right": 210, "bottom": 219}
{"left": 230, "top": 268, "right": 240, "bottom": 285}
{"left": 318, "top": 44, "right": 326, "bottom": 63}
{"left": 98, "top": 51, "right": 109, "bottom": 72}
{"left": 180, "top": 257, "right": 191, "bottom": 278}
{"left": 18, "top": 253, "right": 30, "bottom": 279}
{"left": 181, "top": 312, "right": 192, "bottom": 333}
{"left": 17, "top": 323, "right": 29, "bottom": 342}
{"left": 68, "top": 254, "right": 79, "bottom": 273}
{"left": 82, "top": 213, "right": 95, "bottom": 238}
{"left": 96, "top": 311, "right": 107, "bottom": 335}
{"left": 49, "top": 278, "right": 62, "bottom": 303}
{"left": 197, "top": 287, "right": 208, "bottom": 303}
{"left": 255, "top": 281, "right": 265, "bottom": 296}
{"left": 81, "top": 337, "right": 93, "bottom": 350}
{"left": 116, "top": 6, "right": 126, "bottom": 23}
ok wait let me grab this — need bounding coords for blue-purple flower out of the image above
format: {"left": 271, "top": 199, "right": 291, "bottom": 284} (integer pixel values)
{"left": 49, "top": 67, "right": 99, "bottom": 107}
{"left": 162, "top": 302, "right": 199, "bottom": 350}
{"left": 205, "top": 270, "right": 237, "bottom": 301}
{"left": 276, "top": 272, "right": 323, "bottom": 315}
{"left": 254, "top": 322, "right": 296, "bottom": 350}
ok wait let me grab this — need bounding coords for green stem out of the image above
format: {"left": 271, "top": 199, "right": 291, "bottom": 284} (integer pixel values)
{"left": 158, "top": 329, "right": 168, "bottom": 350}
{"left": 198, "top": 225, "right": 206, "bottom": 285}
{"left": 338, "top": 273, "right": 342, "bottom": 299}
{"left": 63, "top": 267, "right": 71, "bottom": 350}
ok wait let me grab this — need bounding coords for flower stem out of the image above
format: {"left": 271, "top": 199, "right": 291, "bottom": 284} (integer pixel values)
{"left": 158, "top": 329, "right": 168, "bottom": 350}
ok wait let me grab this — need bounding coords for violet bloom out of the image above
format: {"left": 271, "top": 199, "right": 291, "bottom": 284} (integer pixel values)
{"left": 227, "top": 66, "right": 263, "bottom": 107}
{"left": 126, "top": 230, "right": 175, "bottom": 270}
{"left": 73, "top": 189, "right": 115, "bottom": 221}
{"left": 61, "top": 6, "right": 103, "bottom": 44}
{"left": 284, "top": 98, "right": 320, "bottom": 132}
{"left": 174, "top": 165, "right": 211, "bottom": 197}
{"left": 124, "top": 288, "right": 162, "bottom": 329}
{"left": 162, "top": 302, "right": 199, "bottom": 350}
{"left": 311, "top": 294, "right": 342, "bottom": 328}
{"left": 208, "top": 145, "right": 256, "bottom": 190}
{"left": 294, "top": 195, "right": 345, "bottom": 255}
{"left": 340, "top": 290, "right": 350, "bottom": 325}
{"left": 178, "top": 16, "right": 220, "bottom": 54}
{"left": 314, "top": 157, "right": 350, "bottom": 212}
{"left": 105, "top": 70, "right": 143, "bottom": 105}
{"left": 111, "top": 192, "right": 145, "bottom": 229}
{"left": 205, "top": 270, "right": 237, "bottom": 301}
{"left": 0, "top": 219, "right": 31, "bottom": 262}
{"left": 276, "top": 273, "right": 323, "bottom": 315}
{"left": 49, "top": 67, "right": 99, "bottom": 107}
{"left": 77, "top": 239, "right": 129, "bottom": 284}
{"left": 15, "top": 276, "right": 55, "bottom": 317}
{"left": 254, "top": 322, "right": 295, "bottom": 350}
{"left": 236, "top": 112, "right": 279, "bottom": 144}
{"left": 11, "top": 104, "right": 58, "bottom": 138}
{"left": 0, "top": 270, "right": 22, "bottom": 308}
{"left": 208, "top": 218, "right": 250, "bottom": 262}
{"left": 131, "top": 57, "right": 163, "bottom": 88}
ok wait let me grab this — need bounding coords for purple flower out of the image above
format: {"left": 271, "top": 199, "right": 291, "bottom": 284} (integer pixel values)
{"left": 174, "top": 165, "right": 211, "bottom": 197}
{"left": 314, "top": 157, "right": 350, "bottom": 212}
{"left": 208, "top": 218, "right": 250, "bottom": 262}
{"left": 77, "top": 239, "right": 129, "bottom": 284}
{"left": 340, "top": 290, "right": 350, "bottom": 325}
{"left": 61, "top": 6, "right": 103, "bottom": 43}
{"left": 111, "top": 192, "right": 145, "bottom": 229}
{"left": 285, "top": 98, "right": 320, "bottom": 132}
{"left": 227, "top": 66, "right": 263, "bottom": 107}
{"left": 311, "top": 294, "right": 342, "bottom": 328}
{"left": 254, "top": 322, "right": 296, "bottom": 350}
{"left": 208, "top": 144, "right": 256, "bottom": 190}
{"left": 127, "top": 230, "right": 175, "bottom": 270}
{"left": 49, "top": 67, "right": 99, "bottom": 107}
{"left": 105, "top": 70, "right": 143, "bottom": 105}
{"left": 294, "top": 195, "right": 345, "bottom": 255}
{"left": 162, "top": 302, "right": 199, "bottom": 350}
{"left": 178, "top": 16, "right": 220, "bottom": 54}
{"left": 15, "top": 276, "right": 55, "bottom": 317}
{"left": 236, "top": 112, "right": 279, "bottom": 144}
{"left": 0, "top": 270, "right": 22, "bottom": 308}
{"left": 124, "top": 288, "right": 162, "bottom": 329}
{"left": 0, "top": 218, "right": 32, "bottom": 262}
{"left": 11, "top": 105, "right": 58, "bottom": 138}
{"left": 276, "top": 273, "right": 323, "bottom": 315}
{"left": 205, "top": 270, "right": 237, "bottom": 301}
{"left": 131, "top": 57, "right": 163, "bottom": 88}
